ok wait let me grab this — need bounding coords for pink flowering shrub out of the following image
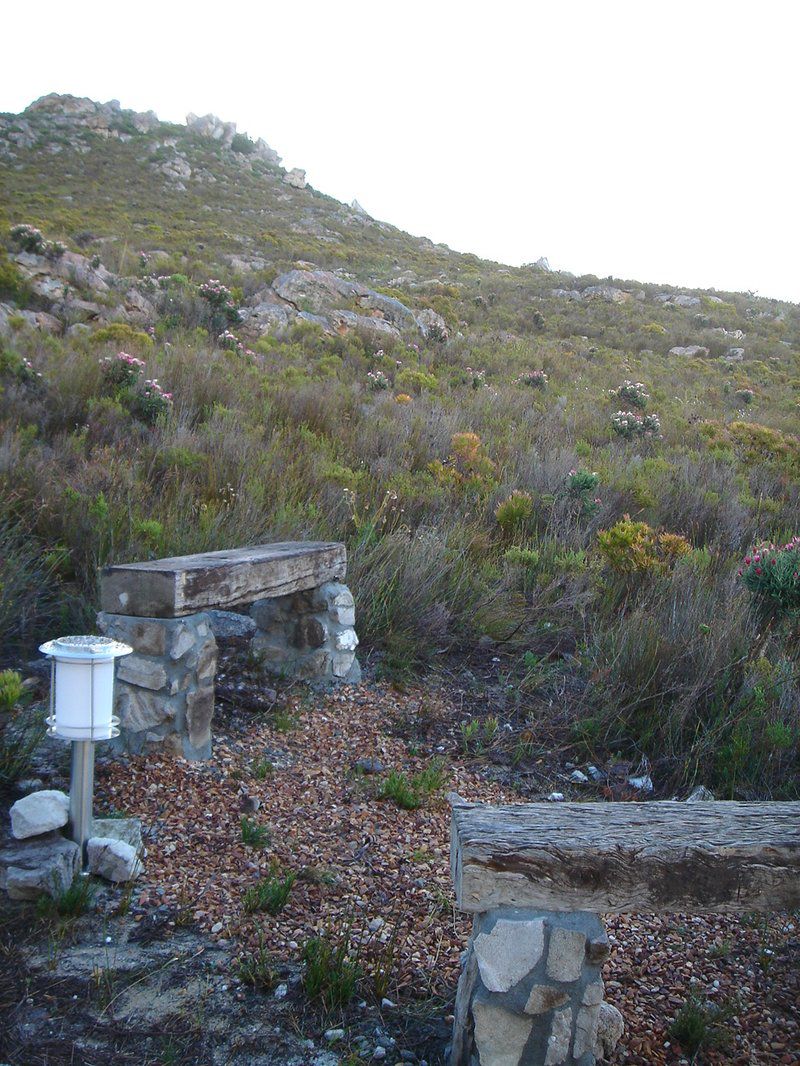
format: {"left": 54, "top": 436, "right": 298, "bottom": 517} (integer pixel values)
{"left": 611, "top": 410, "right": 661, "bottom": 439}
{"left": 740, "top": 537, "right": 800, "bottom": 618}
{"left": 611, "top": 380, "right": 649, "bottom": 408}
{"left": 466, "top": 367, "right": 487, "bottom": 389}
{"left": 100, "top": 352, "right": 146, "bottom": 389}
{"left": 735, "top": 388, "right": 755, "bottom": 405}
{"left": 367, "top": 369, "right": 390, "bottom": 391}
{"left": 10, "top": 223, "right": 65, "bottom": 259}
{"left": 199, "top": 279, "right": 240, "bottom": 327}
{"left": 218, "top": 330, "right": 255, "bottom": 358}
{"left": 515, "top": 369, "right": 548, "bottom": 389}
{"left": 131, "top": 379, "right": 174, "bottom": 425}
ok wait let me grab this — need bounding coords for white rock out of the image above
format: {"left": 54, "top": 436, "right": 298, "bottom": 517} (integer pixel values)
{"left": 546, "top": 927, "right": 586, "bottom": 982}
{"left": 474, "top": 917, "right": 544, "bottom": 992}
{"left": 10, "top": 790, "right": 69, "bottom": 839}
{"left": 324, "top": 1029, "right": 344, "bottom": 1043}
{"left": 334, "top": 628, "right": 359, "bottom": 652}
{"left": 545, "top": 1007, "right": 573, "bottom": 1065}
{"left": 473, "top": 1000, "right": 535, "bottom": 1066}
{"left": 594, "top": 1002, "right": 625, "bottom": 1060}
{"left": 86, "top": 836, "right": 142, "bottom": 882}
{"left": 547, "top": 792, "right": 565, "bottom": 802}
{"left": 568, "top": 769, "right": 589, "bottom": 784}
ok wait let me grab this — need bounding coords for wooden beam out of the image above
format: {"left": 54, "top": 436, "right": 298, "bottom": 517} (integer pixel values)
{"left": 451, "top": 799, "right": 800, "bottom": 914}
{"left": 100, "top": 542, "right": 347, "bottom": 618}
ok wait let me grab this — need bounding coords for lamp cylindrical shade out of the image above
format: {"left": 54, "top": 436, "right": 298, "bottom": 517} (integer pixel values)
{"left": 39, "top": 635, "right": 132, "bottom": 741}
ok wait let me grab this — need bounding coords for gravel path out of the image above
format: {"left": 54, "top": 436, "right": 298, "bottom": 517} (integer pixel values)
{"left": 96, "top": 680, "right": 799, "bottom": 1064}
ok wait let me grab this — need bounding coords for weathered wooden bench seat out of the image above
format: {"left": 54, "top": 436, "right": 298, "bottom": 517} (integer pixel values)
{"left": 449, "top": 798, "right": 800, "bottom": 1066}
{"left": 100, "top": 541, "right": 346, "bottom": 617}
{"left": 97, "top": 541, "right": 356, "bottom": 759}
{"left": 451, "top": 799, "right": 800, "bottom": 914}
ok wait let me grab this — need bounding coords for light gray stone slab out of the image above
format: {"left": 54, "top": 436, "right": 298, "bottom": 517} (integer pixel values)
{"left": 473, "top": 999, "right": 534, "bottom": 1066}
{"left": 544, "top": 1007, "right": 572, "bottom": 1065}
{"left": 474, "top": 917, "right": 544, "bottom": 992}
{"left": 546, "top": 927, "right": 586, "bottom": 982}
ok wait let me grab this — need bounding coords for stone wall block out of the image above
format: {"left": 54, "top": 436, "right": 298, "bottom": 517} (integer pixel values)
{"left": 250, "top": 582, "right": 359, "bottom": 684}
{"left": 97, "top": 611, "right": 217, "bottom": 760}
{"left": 117, "top": 654, "right": 167, "bottom": 691}
{"left": 453, "top": 909, "right": 616, "bottom": 1066}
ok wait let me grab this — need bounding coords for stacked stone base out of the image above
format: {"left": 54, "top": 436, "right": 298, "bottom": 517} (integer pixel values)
{"left": 97, "top": 611, "right": 217, "bottom": 760}
{"left": 250, "top": 581, "right": 361, "bottom": 683}
{"left": 451, "top": 909, "right": 622, "bottom": 1066}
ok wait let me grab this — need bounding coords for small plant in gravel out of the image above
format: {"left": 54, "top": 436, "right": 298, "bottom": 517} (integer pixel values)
{"left": 460, "top": 716, "right": 500, "bottom": 754}
{"left": 36, "top": 875, "right": 95, "bottom": 920}
{"left": 242, "top": 867, "right": 296, "bottom": 915}
{"left": 610, "top": 380, "right": 649, "bottom": 408}
{"left": 378, "top": 758, "right": 447, "bottom": 810}
{"left": 302, "top": 930, "right": 361, "bottom": 1014}
{"left": 739, "top": 536, "right": 800, "bottom": 619}
{"left": 240, "top": 816, "right": 271, "bottom": 849}
{"left": 250, "top": 757, "right": 274, "bottom": 779}
{"left": 515, "top": 369, "right": 548, "bottom": 389}
{"left": 238, "top": 935, "right": 278, "bottom": 989}
{"left": 668, "top": 992, "right": 734, "bottom": 1056}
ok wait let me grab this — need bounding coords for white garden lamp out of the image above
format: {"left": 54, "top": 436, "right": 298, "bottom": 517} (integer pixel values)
{"left": 39, "top": 635, "right": 132, "bottom": 865}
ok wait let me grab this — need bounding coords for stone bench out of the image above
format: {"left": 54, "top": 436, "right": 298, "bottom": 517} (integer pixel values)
{"left": 97, "top": 542, "right": 358, "bottom": 759}
{"left": 449, "top": 798, "right": 800, "bottom": 1066}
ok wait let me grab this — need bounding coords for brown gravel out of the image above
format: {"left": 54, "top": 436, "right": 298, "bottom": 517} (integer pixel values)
{"left": 96, "top": 680, "right": 799, "bottom": 1064}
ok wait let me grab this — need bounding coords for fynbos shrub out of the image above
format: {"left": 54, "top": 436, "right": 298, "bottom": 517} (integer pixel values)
{"left": 740, "top": 537, "right": 800, "bottom": 619}
{"left": 611, "top": 380, "right": 649, "bottom": 408}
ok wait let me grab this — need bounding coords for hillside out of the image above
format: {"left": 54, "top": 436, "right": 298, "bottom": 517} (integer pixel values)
{"left": 1, "top": 93, "right": 799, "bottom": 1066}
{"left": 1, "top": 92, "right": 799, "bottom": 804}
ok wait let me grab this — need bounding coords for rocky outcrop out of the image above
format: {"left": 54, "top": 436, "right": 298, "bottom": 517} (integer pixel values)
{"left": 669, "top": 344, "right": 710, "bottom": 358}
{"left": 283, "top": 168, "right": 307, "bottom": 189}
{"left": 253, "top": 268, "right": 448, "bottom": 342}
{"left": 186, "top": 112, "right": 237, "bottom": 148}
{"left": 23, "top": 94, "right": 160, "bottom": 138}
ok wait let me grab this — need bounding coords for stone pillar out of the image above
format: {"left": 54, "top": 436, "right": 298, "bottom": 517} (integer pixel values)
{"left": 97, "top": 611, "right": 217, "bottom": 760}
{"left": 451, "top": 909, "right": 622, "bottom": 1066}
{"left": 250, "top": 581, "right": 361, "bottom": 683}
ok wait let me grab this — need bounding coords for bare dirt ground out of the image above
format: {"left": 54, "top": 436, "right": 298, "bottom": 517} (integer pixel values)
{"left": 1, "top": 650, "right": 798, "bottom": 1065}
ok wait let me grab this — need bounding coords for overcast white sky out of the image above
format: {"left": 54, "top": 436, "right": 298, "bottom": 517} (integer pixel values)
{"left": 2, "top": 1, "right": 798, "bottom": 301}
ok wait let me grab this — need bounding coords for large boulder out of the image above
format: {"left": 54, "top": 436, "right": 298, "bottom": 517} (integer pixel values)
{"left": 0, "top": 832, "right": 80, "bottom": 900}
{"left": 582, "top": 285, "right": 631, "bottom": 303}
{"left": 10, "top": 790, "right": 70, "bottom": 839}
{"left": 272, "top": 269, "right": 364, "bottom": 312}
